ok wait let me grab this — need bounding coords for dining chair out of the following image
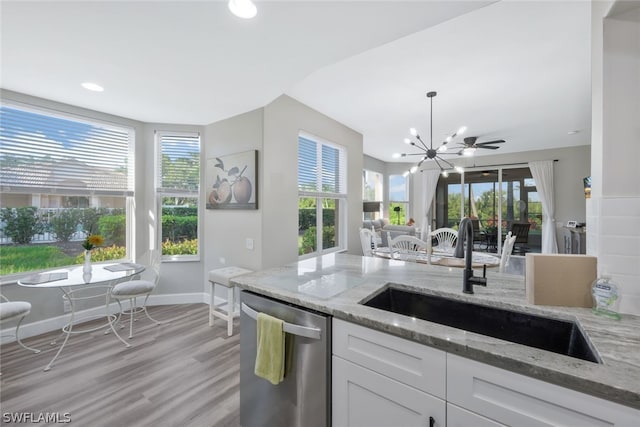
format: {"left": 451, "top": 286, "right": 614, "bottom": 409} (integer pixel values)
{"left": 427, "top": 227, "right": 458, "bottom": 265}
{"left": 389, "top": 235, "right": 428, "bottom": 262}
{"left": 509, "top": 223, "right": 531, "bottom": 254}
{"left": 471, "top": 219, "right": 484, "bottom": 248}
{"left": 359, "top": 228, "right": 377, "bottom": 257}
{"left": 109, "top": 250, "right": 163, "bottom": 338}
{"left": 499, "top": 232, "right": 517, "bottom": 273}
{"left": 0, "top": 294, "right": 40, "bottom": 355}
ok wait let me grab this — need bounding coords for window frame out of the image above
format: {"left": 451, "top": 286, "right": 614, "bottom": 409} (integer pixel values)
{"left": 388, "top": 173, "right": 409, "bottom": 226}
{"left": 0, "top": 101, "right": 135, "bottom": 278}
{"left": 297, "top": 132, "right": 347, "bottom": 259}
{"left": 155, "top": 130, "right": 201, "bottom": 262}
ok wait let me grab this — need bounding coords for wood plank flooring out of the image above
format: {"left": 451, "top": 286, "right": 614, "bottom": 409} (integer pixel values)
{"left": 0, "top": 304, "right": 240, "bottom": 427}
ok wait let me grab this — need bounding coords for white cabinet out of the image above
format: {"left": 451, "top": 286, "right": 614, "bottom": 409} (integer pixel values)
{"left": 332, "top": 319, "right": 445, "bottom": 427}
{"left": 333, "top": 357, "right": 445, "bottom": 427}
{"left": 332, "top": 320, "right": 640, "bottom": 427}
{"left": 333, "top": 319, "right": 446, "bottom": 397}
{"left": 447, "top": 353, "right": 640, "bottom": 427}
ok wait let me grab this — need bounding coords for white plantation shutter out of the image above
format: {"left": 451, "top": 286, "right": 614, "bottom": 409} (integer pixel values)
{"left": 156, "top": 132, "right": 200, "bottom": 196}
{"left": 298, "top": 134, "right": 346, "bottom": 197}
{"left": 0, "top": 105, "right": 134, "bottom": 196}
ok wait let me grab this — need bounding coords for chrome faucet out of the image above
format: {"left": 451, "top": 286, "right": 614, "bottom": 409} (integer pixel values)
{"left": 454, "top": 217, "right": 487, "bottom": 294}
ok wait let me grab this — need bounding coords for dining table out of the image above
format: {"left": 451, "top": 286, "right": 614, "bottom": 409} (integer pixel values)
{"left": 18, "top": 262, "right": 145, "bottom": 371}
{"left": 372, "top": 247, "right": 500, "bottom": 269}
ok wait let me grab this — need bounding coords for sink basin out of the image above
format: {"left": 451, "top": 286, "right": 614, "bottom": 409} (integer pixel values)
{"left": 362, "top": 287, "right": 601, "bottom": 363}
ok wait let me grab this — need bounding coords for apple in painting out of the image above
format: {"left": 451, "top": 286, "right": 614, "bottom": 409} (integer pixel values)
{"left": 233, "top": 176, "right": 252, "bottom": 204}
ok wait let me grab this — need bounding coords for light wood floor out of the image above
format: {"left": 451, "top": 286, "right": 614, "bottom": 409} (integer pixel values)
{"left": 0, "top": 304, "right": 240, "bottom": 427}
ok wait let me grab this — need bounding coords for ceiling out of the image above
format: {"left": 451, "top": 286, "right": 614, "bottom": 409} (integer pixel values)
{"left": 1, "top": 1, "right": 592, "bottom": 163}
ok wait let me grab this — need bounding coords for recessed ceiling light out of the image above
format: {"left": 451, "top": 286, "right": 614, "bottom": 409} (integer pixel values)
{"left": 568, "top": 130, "right": 580, "bottom": 135}
{"left": 228, "top": 0, "right": 257, "bottom": 19}
{"left": 81, "top": 82, "right": 104, "bottom": 92}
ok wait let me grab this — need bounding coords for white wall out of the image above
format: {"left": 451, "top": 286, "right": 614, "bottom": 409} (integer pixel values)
{"left": 589, "top": 1, "right": 640, "bottom": 315}
{"left": 203, "top": 108, "right": 264, "bottom": 300}
{"left": 262, "top": 95, "right": 364, "bottom": 267}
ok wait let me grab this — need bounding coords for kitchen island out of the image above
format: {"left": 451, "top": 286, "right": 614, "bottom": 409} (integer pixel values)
{"left": 231, "top": 253, "right": 640, "bottom": 415}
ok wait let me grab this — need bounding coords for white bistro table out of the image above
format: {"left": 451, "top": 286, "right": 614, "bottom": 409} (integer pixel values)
{"left": 18, "top": 262, "right": 145, "bottom": 371}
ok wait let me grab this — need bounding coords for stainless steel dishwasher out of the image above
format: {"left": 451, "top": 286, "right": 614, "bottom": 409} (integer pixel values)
{"left": 240, "top": 290, "right": 331, "bottom": 427}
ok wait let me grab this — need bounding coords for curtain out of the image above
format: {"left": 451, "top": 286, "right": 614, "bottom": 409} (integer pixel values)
{"left": 421, "top": 169, "right": 441, "bottom": 240}
{"left": 529, "top": 160, "right": 558, "bottom": 253}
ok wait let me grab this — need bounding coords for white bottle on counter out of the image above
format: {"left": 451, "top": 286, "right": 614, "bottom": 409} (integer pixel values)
{"left": 591, "top": 275, "right": 621, "bottom": 320}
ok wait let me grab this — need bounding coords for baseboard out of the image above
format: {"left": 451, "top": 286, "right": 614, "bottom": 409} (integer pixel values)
{"left": 1, "top": 292, "right": 211, "bottom": 344}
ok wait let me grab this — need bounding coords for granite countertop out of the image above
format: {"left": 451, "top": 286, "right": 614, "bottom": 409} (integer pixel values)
{"left": 231, "top": 253, "right": 640, "bottom": 410}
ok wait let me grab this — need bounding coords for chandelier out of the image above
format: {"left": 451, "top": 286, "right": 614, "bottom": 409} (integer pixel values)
{"left": 394, "top": 91, "right": 465, "bottom": 177}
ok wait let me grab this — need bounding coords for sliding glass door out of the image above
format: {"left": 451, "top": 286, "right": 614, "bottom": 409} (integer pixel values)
{"left": 435, "top": 167, "right": 541, "bottom": 253}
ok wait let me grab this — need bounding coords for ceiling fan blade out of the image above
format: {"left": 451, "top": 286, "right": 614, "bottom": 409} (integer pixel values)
{"left": 476, "top": 140, "right": 505, "bottom": 146}
{"left": 478, "top": 145, "right": 501, "bottom": 150}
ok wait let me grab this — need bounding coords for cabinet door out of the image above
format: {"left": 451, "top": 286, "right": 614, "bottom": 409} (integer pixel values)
{"left": 447, "top": 354, "right": 640, "bottom": 426}
{"left": 333, "top": 356, "right": 445, "bottom": 427}
{"left": 447, "top": 404, "right": 505, "bottom": 427}
{"left": 333, "top": 318, "right": 446, "bottom": 398}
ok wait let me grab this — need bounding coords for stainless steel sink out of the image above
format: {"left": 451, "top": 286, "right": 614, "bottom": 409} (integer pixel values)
{"left": 361, "top": 286, "right": 601, "bottom": 363}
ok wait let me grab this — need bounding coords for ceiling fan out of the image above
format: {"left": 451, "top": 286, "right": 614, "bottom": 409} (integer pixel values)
{"left": 457, "top": 136, "right": 505, "bottom": 156}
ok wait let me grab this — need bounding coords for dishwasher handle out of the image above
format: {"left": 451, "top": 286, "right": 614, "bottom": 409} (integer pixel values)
{"left": 241, "top": 302, "right": 322, "bottom": 340}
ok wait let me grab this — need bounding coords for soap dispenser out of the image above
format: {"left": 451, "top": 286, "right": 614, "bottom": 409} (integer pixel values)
{"left": 591, "top": 275, "right": 621, "bottom": 320}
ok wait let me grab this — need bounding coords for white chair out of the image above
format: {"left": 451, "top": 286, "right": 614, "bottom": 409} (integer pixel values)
{"left": 389, "top": 235, "right": 428, "bottom": 262}
{"left": 0, "top": 294, "right": 40, "bottom": 354}
{"left": 500, "top": 232, "right": 517, "bottom": 273}
{"left": 208, "top": 266, "right": 253, "bottom": 336}
{"left": 359, "top": 228, "right": 377, "bottom": 256}
{"left": 109, "top": 251, "right": 162, "bottom": 339}
{"left": 427, "top": 227, "right": 458, "bottom": 264}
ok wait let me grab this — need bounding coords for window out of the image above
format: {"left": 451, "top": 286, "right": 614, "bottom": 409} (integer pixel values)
{"left": 156, "top": 132, "right": 200, "bottom": 260}
{"left": 0, "top": 105, "right": 134, "bottom": 276}
{"left": 389, "top": 174, "right": 409, "bottom": 226}
{"left": 362, "top": 169, "right": 383, "bottom": 220}
{"left": 298, "top": 133, "right": 347, "bottom": 257}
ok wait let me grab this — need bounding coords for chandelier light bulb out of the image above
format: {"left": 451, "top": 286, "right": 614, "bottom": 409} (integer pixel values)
{"left": 410, "top": 166, "right": 418, "bottom": 174}
{"left": 409, "top": 128, "right": 417, "bottom": 137}
{"left": 228, "top": 0, "right": 257, "bottom": 19}
{"left": 403, "top": 170, "right": 410, "bottom": 177}
{"left": 392, "top": 153, "right": 401, "bottom": 159}
{"left": 403, "top": 138, "right": 411, "bottom": 145}
{"left": 457, "top": 126, "right": 467, "bottom": 135}
{"left": 442, "top": 170, "right": 449, "bottom": 177}
{"left": 446, "top": 135, "right": 453, "bottom": 143}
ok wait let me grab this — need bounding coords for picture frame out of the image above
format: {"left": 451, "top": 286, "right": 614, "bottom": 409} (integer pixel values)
{"left": 206, "top": 150, "right": 258, "bottom": 210}
{"left": 566, "top": 220, "right": 577, "bottom": 228}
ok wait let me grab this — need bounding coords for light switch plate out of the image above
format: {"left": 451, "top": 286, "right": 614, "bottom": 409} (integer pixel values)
{"left": 246, "top": 238, "right": 254, "bottom": 250}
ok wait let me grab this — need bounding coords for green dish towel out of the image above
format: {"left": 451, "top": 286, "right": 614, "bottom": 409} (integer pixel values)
{"left": 254, "top": 312, "right": 285, "bottom": 385}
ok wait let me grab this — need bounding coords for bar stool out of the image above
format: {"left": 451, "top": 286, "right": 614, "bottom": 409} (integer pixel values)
{"left": 208, "top": 266, "right": 253, "bottom": 336}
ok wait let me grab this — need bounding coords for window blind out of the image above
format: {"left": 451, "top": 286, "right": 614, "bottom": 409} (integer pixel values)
{"left": 0, "top": 105, "right": 134, "bottom": 196}
{"left": 298, "top": 135, "right": 346, "bottom": 195}
{"left": 156, "top": 132, "right": 200, "bottom": 195}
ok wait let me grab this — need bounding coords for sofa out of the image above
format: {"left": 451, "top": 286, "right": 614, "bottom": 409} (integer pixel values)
{"left": 362, "top": 219, "right": 388, "bottom": 247}
{"left": 362, "top": 219, "right": 388, "bottom": 234}
{"left": 380, "top": 224, "right": 417, "bottom": 247}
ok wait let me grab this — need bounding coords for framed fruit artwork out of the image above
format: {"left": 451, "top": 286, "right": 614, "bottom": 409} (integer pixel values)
{"left": 206, "top": 150, "right": 258, "bottom": 209}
